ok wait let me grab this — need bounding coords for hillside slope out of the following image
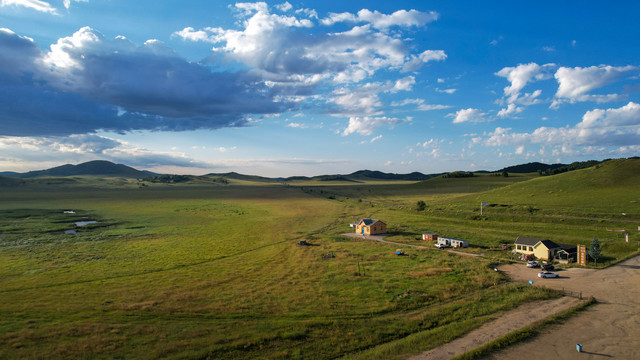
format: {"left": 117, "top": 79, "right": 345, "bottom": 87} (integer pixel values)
{"left": 465, "top": 158, "right": 640, "bottom": 215}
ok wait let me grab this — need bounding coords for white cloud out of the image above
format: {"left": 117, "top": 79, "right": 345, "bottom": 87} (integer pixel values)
{"left": 234, "top": 2, "right": 270, "bottom": 16}
{"left": 392, "top": 76, "right": 415, "bottom": 92}
{"left": 391, "top": 98, "right": 423, "bottom": 107}
{"left": 436, "top": 88, "right": 456, "bottom": 94}
{"left": 515, "top": 145, "right": 525, "bottom": 154}
{"left": 449, "top": 108, "right": 488, "bottom": 124}
{"left": 495, "top": 62, "right": 556, "bottom": 104}
{"left": 295, "top": 8, "right": 318, "bottom": 19}
{"left": 552, "top": 65, "right": 638, "bottom": 107}
{"left": 330, "top": 84, "right": 384, "bottom": 117}
{"left": 497, "top": 104, "right": 523, "bottom": 118}
{"left": 286, "top": 122, "right": 308, "bottom": 128}
{"left": 1, "top": 0, "right": 56, "bottom": 13}
{"left": 172, "top": 27, "right": 218, "bottom": 43}
{"left": 402, "top": 50, "right": 447, "bottom": 72}
{"left": 580, "top": 101, "right": 640, "bottom": 129}
{"left": 370, "top": 134, "right": 383, "bottom": 142}
{"left": 356, "top": 9, "right": 439, "bottom": 30}
{"left": 389, "top": 98, "right": 449, "bottom": 111}
{"left": 342, "top": 116, "right": 407, "bottom": 136}
{"left": 322, "top": 8, "right": 438, "bottom": 30}
{"left": 478, "top": 102, "right": 640, "bottom": 149}
{"left": 275, "top": 1, "right": 292, "bottom": 12}
{"left": 320, "top": 12, "right": 357, "bottom": 25}
{"left": 421, "top": 138, "right": 442, "bottom": 148}
{"left": 330, "top": 78, "right": 418, "bottom": 116}
{"left": 63, "top": 0, "right": 87, "bottom": 9}
{"left": 418, "top": 104, "right": 451, "bottom": 111}
{"left": 218, "top": 146, "right": 237, "bottom": 152}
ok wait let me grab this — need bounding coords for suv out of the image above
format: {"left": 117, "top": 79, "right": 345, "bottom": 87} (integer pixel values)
{"left": 541, "top": 263, "right": 555, "bottom": 271}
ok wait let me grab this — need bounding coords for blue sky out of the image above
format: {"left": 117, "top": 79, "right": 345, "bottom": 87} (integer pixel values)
{"left": 1, "top": 1, "right": 639, "bottom": 176}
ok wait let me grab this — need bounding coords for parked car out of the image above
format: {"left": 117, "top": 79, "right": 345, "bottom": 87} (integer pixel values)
{"left": 435, "top": 243, "right": 447, "bottom": 249}
{"left": 541, "top": 264, "right": 555, "bottom": 271}
{"left": 538, "top": 271, "right": 559, "bottom": 278}
{"left": 526, "top": 261, "right": 539, "bottom": 268}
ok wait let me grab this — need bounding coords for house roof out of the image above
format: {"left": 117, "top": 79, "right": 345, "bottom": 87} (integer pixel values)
{"left": 557, "top": 243, "right": 577, "bottom": 254}
{"left": 537, "top": 239, "right": 560, "bottom": 249}
{"left": 515, "top": 237, "right": 559, "bottom": 249}
{"left": 515, "top": 237, "right": 545, "bottom": 246}
{"left": 358, "top": 218, "right": 384, "bottom": 226}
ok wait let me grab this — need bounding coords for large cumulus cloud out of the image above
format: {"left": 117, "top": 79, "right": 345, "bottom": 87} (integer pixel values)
{"left": 0, "top": 27, "right": 286, "bottom": 136}
{"left": 173, "top": 2, "right": 446, "bottom": 137}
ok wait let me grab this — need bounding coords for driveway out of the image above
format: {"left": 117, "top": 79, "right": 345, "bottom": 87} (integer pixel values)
{"left": 491, "top": 255, "right": 640, "bottom": 359}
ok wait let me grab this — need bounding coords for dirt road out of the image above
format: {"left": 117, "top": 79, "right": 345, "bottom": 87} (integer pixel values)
{"left": 490, "top": 255, "right": 640, "bottom": 359}
{"left": 407, "top": 296, "right": 584, "bottom": 360}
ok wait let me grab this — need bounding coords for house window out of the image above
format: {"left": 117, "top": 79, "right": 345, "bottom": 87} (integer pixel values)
{"left": 529, "top": 246, "right": 533, "bottom": 251}
{"left": 517, "top": 245, "right": 521, "bottom": 250}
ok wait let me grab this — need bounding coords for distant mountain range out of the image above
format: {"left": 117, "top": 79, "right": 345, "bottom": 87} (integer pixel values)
{"left": 0, "top": 160, "right": 154, "bottom": 179}
{"left": 0, "top": 159, "right": 614, "bottom": 181}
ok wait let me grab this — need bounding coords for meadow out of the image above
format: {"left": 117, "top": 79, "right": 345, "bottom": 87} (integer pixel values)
{"left": 0, "top": 159, "right": 638, "bottom": 359}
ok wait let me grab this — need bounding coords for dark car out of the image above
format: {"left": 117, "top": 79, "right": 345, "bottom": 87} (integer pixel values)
{"left": 541, "top": 264, "right": 555, "bottom": 271}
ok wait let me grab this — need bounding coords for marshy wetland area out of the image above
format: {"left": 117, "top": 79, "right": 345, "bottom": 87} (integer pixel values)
{"left": 1, "top": 159, "right": 639, "bottom": 359}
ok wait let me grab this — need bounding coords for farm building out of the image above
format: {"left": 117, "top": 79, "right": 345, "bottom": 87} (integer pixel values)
{"left": 355, "top": 218, "right": 387, "bottom": 235}
{"left": 556, "top": 244, "right": 578, "bottom": 263}
{"left": 449, "top": 238, "right": 469, "bottom": 248}
{"left": 423, "top": 233, "right": 438, "bottom": 241}
{"left": 438, "top": 237, "right": 468, "bottom": 248}
{"left": 514, "top": 237, "right": 560, "bottom": 260}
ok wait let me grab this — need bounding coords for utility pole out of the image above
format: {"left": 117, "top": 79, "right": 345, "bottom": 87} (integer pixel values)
{"left": 481, "top": 201, "right": 488, "bottom": 215}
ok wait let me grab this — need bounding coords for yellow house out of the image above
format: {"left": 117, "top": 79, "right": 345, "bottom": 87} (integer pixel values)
{"left": 514, "top": 237, "right": 560, "bottom": 260}
{"left": 355, "top": 218, "right": 387, "bottom": 235}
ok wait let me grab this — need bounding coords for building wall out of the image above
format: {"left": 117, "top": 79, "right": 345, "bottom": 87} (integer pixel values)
{"left": 451, "top": 239, "right": 468, "bottom": 248}
{"left": 533, "top": 245, "right": 551, "bottom": 260}
{"left": 355, "top": 221, "right": 387, "bottom": 235}
{"left": 514, "top": 244, "right": 535, "bottom": 255}
{"left": 356, "top": 223, "right": 369, "bottom": 235}
{"left": 370, "top": 222, "right": 386, "bottom": 234}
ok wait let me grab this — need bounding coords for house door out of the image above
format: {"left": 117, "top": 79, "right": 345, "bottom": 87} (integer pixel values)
{"left": 361, "top": 228, "right": 365, "bottom": 234}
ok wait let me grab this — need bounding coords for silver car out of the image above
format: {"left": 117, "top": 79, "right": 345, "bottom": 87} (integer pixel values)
{"left": 538, "top": 271, "right": 559, "bottom": 278}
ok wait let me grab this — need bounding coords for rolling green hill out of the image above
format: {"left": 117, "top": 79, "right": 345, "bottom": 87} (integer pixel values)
{"left": 463, "top": 158, "right": 640, "bottom": 215}
{"left": 9, "top": 160, "right": 154, "bottom": 178}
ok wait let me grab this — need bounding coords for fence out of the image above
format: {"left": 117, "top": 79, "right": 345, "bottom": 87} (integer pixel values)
{"left": 562, "top": 288, "right": 587, "bottom": 300}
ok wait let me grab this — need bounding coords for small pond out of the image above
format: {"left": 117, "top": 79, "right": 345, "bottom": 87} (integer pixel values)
{"left": 75, "top": 221, "right": 97, "bottom": 226}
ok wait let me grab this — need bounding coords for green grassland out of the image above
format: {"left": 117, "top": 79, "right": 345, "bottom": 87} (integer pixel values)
{"left": 0, "top": 159, "right": 638, "bottom": 359}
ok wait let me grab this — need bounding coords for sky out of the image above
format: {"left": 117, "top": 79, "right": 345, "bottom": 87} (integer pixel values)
{"left": 1, "top": 1, "right": 639, "bottom": 176}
